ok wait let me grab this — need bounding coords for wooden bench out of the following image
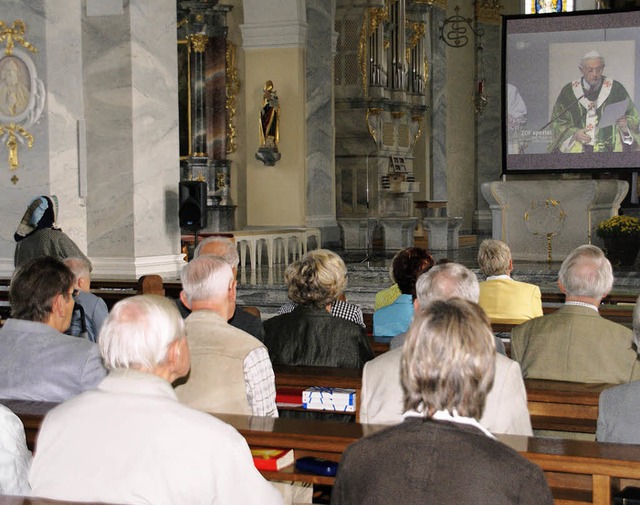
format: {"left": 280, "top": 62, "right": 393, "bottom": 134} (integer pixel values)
{"left": 525, "top": 379, "right": 614, "bottom": 435}
{"left": 3, "top": 399, "right": 640, "bottom": 504}
{"left": 273, "top": 365, "right": 616, "bottom": 435}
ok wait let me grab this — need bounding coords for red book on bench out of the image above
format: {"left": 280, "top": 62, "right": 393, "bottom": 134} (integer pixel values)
{"left": 251, "top": 448, "right": 294, "bottom": 471}
{"left": 276, "top": 387, "right": 304, "bottom": 405}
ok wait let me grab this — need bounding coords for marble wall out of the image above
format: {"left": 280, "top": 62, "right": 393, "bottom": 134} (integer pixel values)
{"left": 0, "top": 1, "right": 85, "bottom": 275}
{"left": 430, "top": 6, "right": 447, "bottom": 203}
{"left": 474, "top": 22, "right": 502, "bottom": 239}
{"left": 0, "top": 0, "right": 185, "bottom": 277}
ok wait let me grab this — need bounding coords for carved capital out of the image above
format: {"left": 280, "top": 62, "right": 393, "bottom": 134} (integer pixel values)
{"left": 189, "top": 33, "right": 209, "bottom": 53}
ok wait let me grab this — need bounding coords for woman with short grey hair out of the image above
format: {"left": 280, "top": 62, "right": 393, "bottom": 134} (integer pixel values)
{"left": 264, "top": 249, "right": 373, "bottom": 368}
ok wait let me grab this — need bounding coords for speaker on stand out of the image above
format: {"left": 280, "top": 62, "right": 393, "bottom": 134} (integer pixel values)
{"left": 179, "top": 180, "right": 208, "bottom": 248}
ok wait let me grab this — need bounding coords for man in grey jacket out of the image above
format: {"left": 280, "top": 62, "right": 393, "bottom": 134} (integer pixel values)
{"left": 596, "top": 296, "right": 640, "bottom": 443}
{"left": 0, "top": 257, "right": 106, "bottom": 401}
{"left": 63, "top": 257, "right": 108, "bottom": 343}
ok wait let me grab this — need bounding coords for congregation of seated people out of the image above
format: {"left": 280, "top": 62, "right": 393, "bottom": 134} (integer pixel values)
{"left": 0, "top": 229, "right": 639, "bottom": 503}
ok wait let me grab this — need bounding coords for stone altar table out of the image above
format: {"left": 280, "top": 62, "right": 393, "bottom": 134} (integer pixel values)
{"left": 481, "top": 180, "right": 628, "bottom": 262}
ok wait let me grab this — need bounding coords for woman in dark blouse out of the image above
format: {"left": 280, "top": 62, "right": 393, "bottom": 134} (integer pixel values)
{"left": 264, "top": 249, "right": 373, "bottom": 368}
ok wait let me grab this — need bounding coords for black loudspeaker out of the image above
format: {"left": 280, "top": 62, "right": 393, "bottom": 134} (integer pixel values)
{"left": 179, "top": 181, "right": 208, "bottom": 229}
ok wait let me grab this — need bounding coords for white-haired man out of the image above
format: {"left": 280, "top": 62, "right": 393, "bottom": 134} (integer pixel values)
{"left": 175, "top": 255, "right": 278, "bottom": 417}
{"left": 512, "top": 245, "right": 640, "bottom": 383}
{"left": 548, "top": 50, "right": 640, "bottom": 153}
{"left": 29, "top": 295, "right": 282, "bottom": 505}
{"left": 63, "top": 257, "right": 108, "bottom": 342}
{"left": 597, "top": 296, "right": 640, "bottom": 443}
{"left": 360, "top": 262, "right": 533, "bottom": 436}
{"left": 177, "top": 236, "right": 264, "bottom": 341}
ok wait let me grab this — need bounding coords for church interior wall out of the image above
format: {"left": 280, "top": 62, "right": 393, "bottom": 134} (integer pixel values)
{"left": 444, "top": 3, "right": 477, "bottom": 233}
{"left": 0, "top": 1, "right": 89, "bottom": 274}
{"left": 0, "top": 0, "right": 636, "bottom": 277}
{"left": 244, "top": 47, "right": 307, "bottom": 227}
{"left": 224, "top": 0, "right": 248, "bottom": 229}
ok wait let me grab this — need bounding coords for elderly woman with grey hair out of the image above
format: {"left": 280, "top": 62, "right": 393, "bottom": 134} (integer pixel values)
{"left": 333, "top": 299, "right": 553, "bottom": 505}
{"left": 30, "top": 295, "right": 283, "bottom": 505}
{"left": 264, "top": 249, "right": 373, "bottom": 368}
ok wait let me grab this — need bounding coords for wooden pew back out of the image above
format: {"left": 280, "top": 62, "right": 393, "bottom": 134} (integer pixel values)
{"left": 273, "top": 364, "right": 613, "bottom": 435}
{"left": 3, "top": 398, "right": 639, "bottom": 505}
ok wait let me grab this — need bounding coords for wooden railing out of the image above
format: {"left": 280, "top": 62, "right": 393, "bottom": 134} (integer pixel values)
{"left": 3, "top": 399, "right": 639, "bottom": 505}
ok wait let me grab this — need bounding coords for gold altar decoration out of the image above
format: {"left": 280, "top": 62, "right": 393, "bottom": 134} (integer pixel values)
{"left": 366, "top": 108, "right": 383, "bottom": 144}
{"left": 0, "top": 20, "right": 37, "bottom": 57}
{"left": 524, "top": 198, "right": 566, "bottom": 263}
{"left": 0, "top": 123, "right": 33, "bottom": 170}
{"left": 358, "top": 16, "right": 368, "bottom": 97}
{"left": 189, "top": 33, "right": 208, "bottom": 53}
{"left": 0, "top": 19, "right": 41, "bottom": 176}
{"left": 476, "top": 0, "right": 503, "bottom": 25}
{"left": 411, "top": 114, "right": 424, "bottom": 146}
{"left": 359, "top": 4, "right": 389, "bottom": 97}
{"left": 424, "top": 56, "right": 429, "bottom": 84}
{"left": 226, "top": 43, "right": 240, "bottom": 154}
{"left": 405, "top": 22, "right": 426, "bottom": 64}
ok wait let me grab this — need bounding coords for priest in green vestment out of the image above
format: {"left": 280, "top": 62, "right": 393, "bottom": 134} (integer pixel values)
{"left": 547, "top": 50, "right": 640, "bottom": 153}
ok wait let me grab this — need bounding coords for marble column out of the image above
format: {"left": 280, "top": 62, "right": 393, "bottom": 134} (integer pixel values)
{"left": 430, "top": 6, "right": 447, "bottom": 203}
{"left": 305, "top": 0, "right": 340, "bottom": 246}
{"left": 82, "top": 0, "right": 184, "bottom": 277}
{"left": 474, "top": 21, "right": 501, "bottom": 239}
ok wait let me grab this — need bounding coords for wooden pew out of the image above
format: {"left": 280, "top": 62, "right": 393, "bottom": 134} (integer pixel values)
{"left": 273, "top": 364, "right": 362, "bottom": 421}
{"left": 0, "top": 366, "right": 618, "bottom": 440}
{"left": 525, "top": 379, "right": 614, "bottom": 434}
{"left": 4, "top": 399, "right": 640, "bottom": 504}
{"left": 273, "top": 365, "right": 615, "bottom": 436}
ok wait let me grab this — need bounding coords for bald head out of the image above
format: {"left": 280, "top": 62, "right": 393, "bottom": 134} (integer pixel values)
{"left": 63, "top": 257, "right": 91, "bottom": 291}
{"left": 415, "top": 262, "right": 480, "bottom": 310}
{"left": 193, "top": 236, "right": 239, "bottom": 272}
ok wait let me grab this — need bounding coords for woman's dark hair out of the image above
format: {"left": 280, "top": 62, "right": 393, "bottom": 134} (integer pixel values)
{"left": 393, "top": 247, "right": 435, "bottom": 296}
{"left": 9, "top": 257, "right": 75, "bottom": 322}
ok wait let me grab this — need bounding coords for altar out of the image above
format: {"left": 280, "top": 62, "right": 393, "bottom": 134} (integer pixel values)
{"left": 481, "top": 180, "right": 628, "bottom": 262}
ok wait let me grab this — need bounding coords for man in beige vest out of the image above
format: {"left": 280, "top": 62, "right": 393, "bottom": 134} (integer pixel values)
{"left": 175, "top": 255, "right": 278, "bottom": 417}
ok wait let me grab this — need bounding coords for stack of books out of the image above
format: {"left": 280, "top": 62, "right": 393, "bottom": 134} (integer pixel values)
{"left": 302, "top": 386, "right": 356, "bottom": 413}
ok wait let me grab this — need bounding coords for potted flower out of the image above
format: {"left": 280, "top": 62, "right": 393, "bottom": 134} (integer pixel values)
{"left": 596, "top": 215, "right": 640, "bottom": 266}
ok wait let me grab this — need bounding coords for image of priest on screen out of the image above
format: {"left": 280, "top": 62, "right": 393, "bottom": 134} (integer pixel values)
{"left": 547, "top": 50, "right": 640, "bottom": 153}
{"left": 507, "top": 83, "right": 528, "bottom": 154}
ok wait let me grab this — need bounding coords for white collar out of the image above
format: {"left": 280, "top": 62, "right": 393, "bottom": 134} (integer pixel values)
{"left": 486, "top": 275, "right": 511, "bottom": 281}
{"left": 564, "top": 300, "right": 599, "bottom": 312}
{"left": 403, "top": 408, "right": 496, "bottom": 439}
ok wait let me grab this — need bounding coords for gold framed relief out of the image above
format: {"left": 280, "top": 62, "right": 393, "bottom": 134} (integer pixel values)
{"left": 0, "top": 20, "right": 44, "bottom": 179}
